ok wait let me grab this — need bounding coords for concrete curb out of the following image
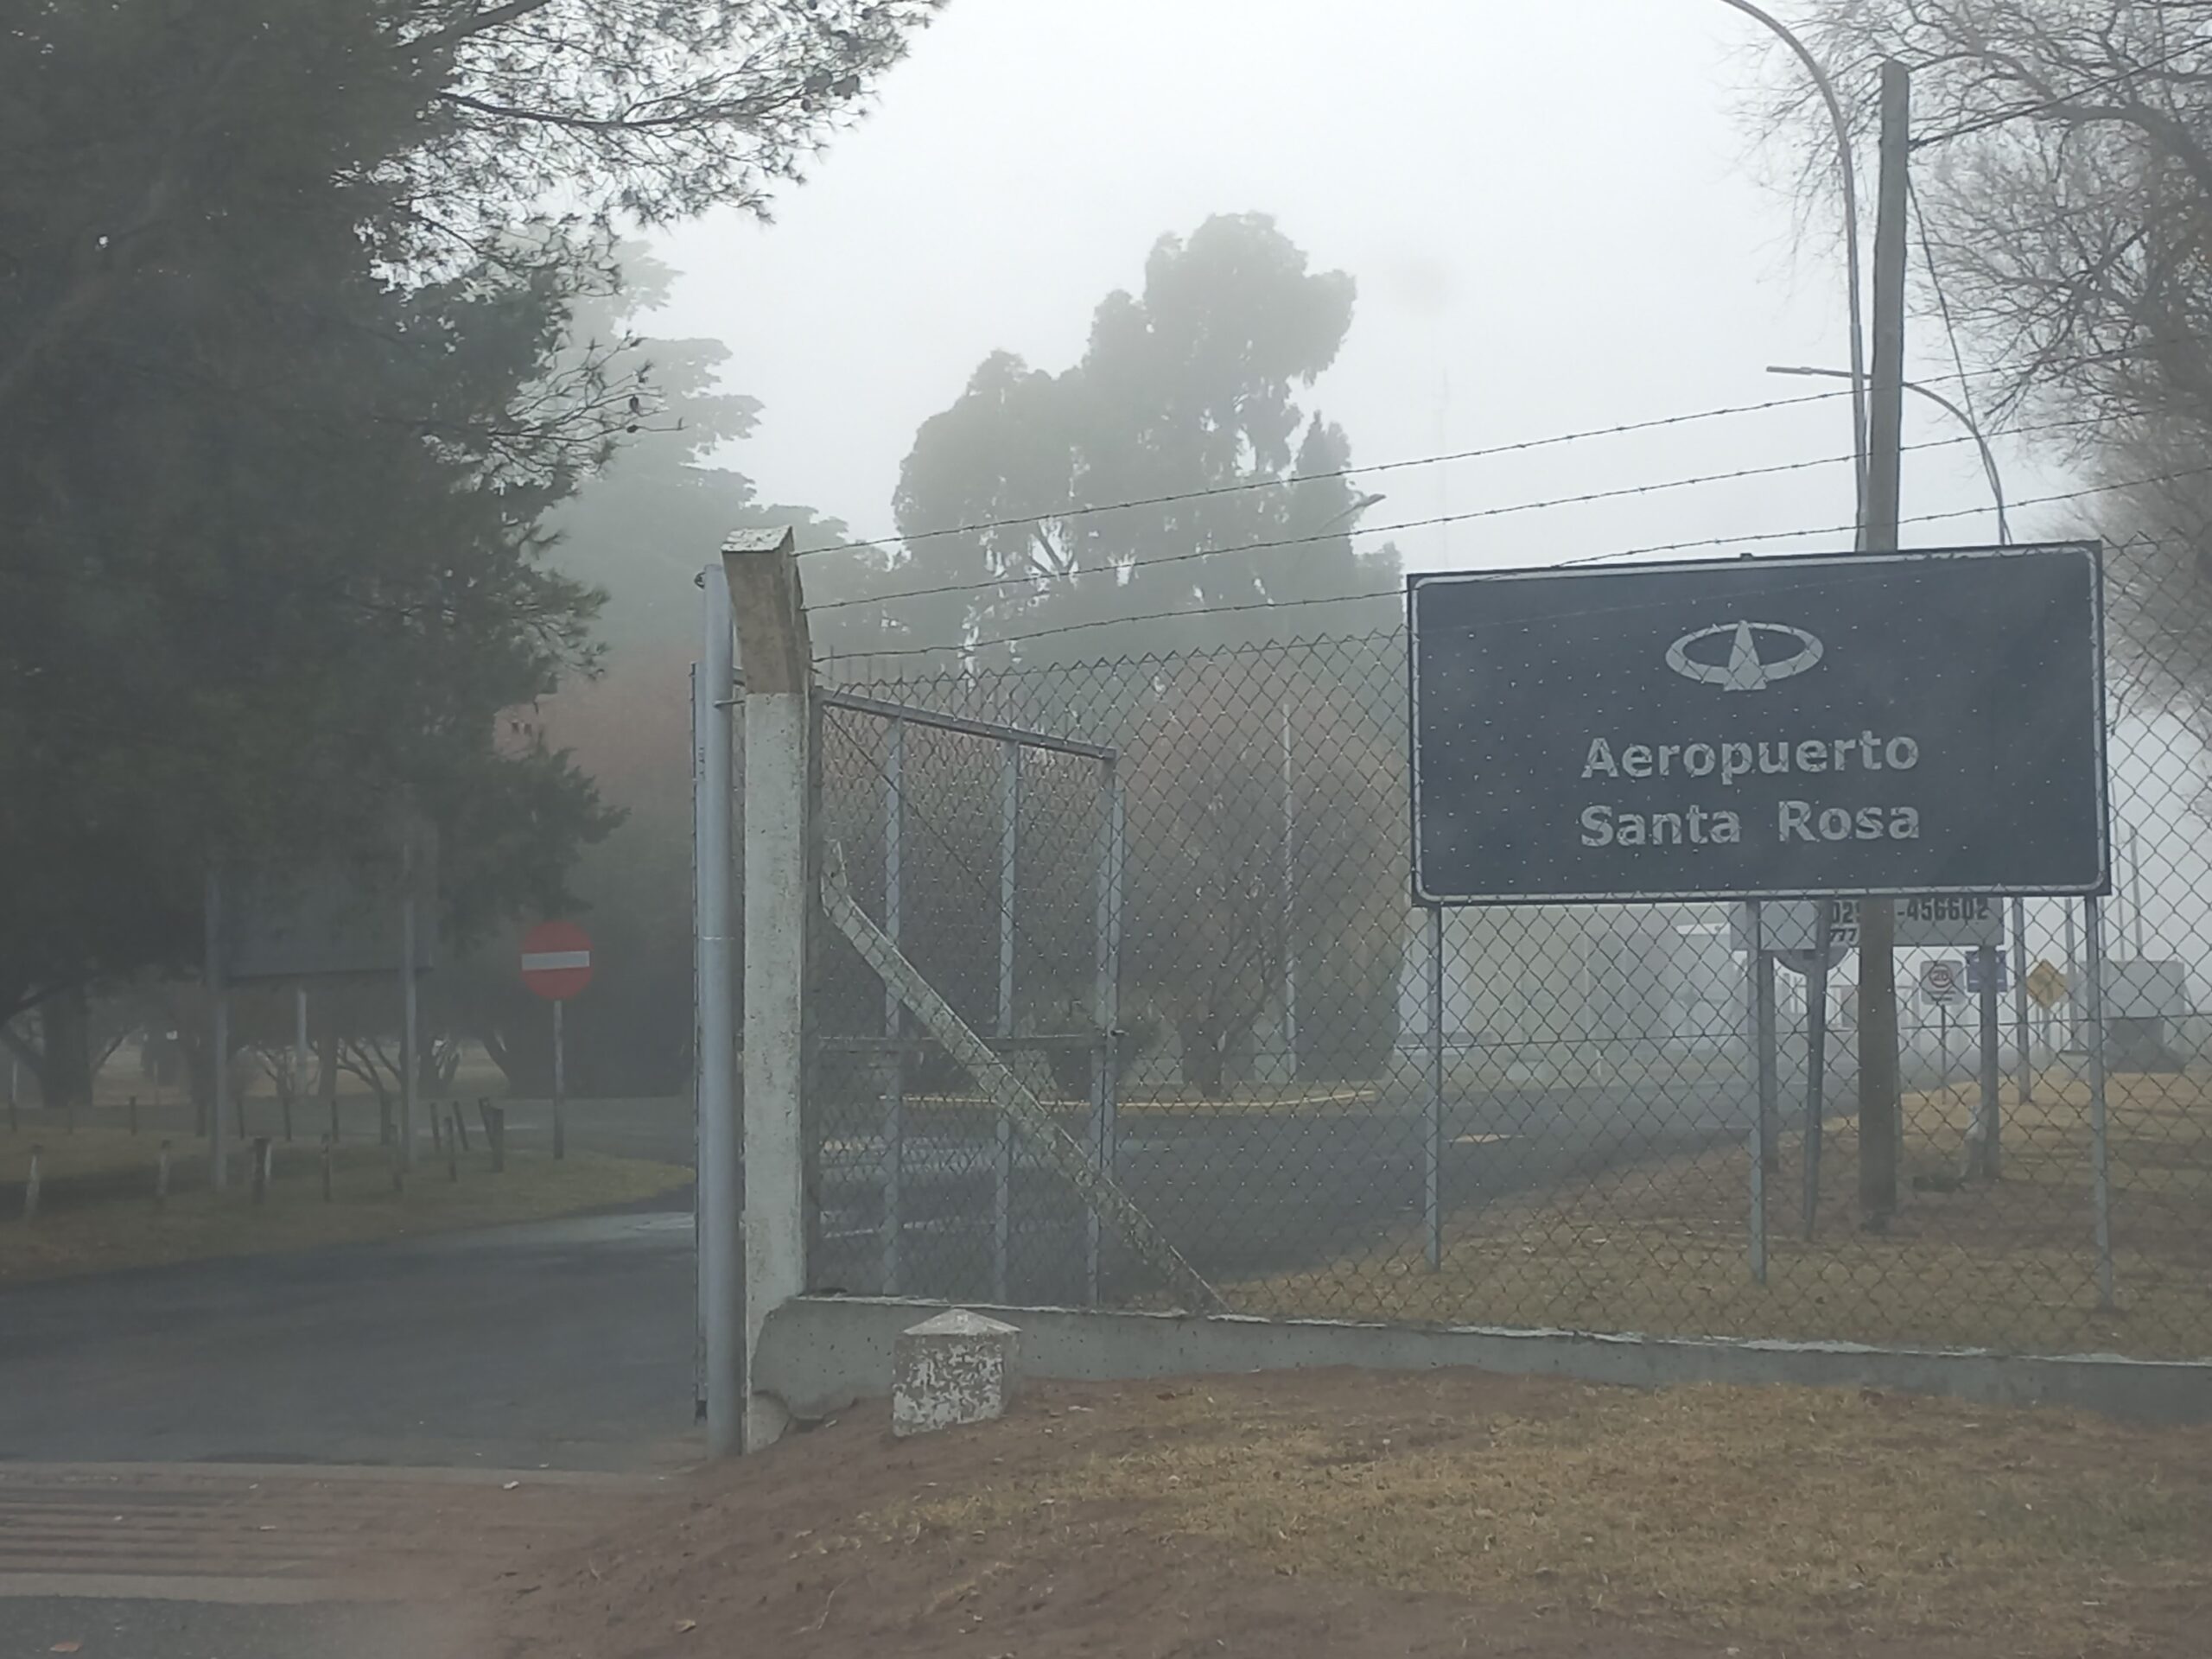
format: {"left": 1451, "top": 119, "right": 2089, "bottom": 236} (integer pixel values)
{"left": 760, "top": 1294, "right": 2212, "bottom": 1424}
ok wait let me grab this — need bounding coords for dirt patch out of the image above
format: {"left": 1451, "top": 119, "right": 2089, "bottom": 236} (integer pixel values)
{"left": 491, "top": 1370, "right": 2212, "bottom": 1658}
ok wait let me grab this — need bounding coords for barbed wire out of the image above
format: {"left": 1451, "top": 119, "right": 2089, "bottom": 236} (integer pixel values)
{"left": 811, "top": 413, "right": 2113, "bottom": 619}
{"left": 792, "top": 334, "right": 2212, "bottom": 569}
{"left": 837, "top": 462, "right": 2212, "bottom": 663}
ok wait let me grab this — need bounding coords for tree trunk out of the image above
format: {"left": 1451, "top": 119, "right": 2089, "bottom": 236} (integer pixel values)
{"left": 41, "top": 988, "right": 93, "bottom": 1116}
{"left": 1179, "top": 1016, "right": 1227, "bottom": 1097}
{"left": 317, "top": 1008, "right": 340, "bottom": 1142}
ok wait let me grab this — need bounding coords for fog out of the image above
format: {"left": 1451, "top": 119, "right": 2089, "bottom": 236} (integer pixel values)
{"left": 649, "top": 0, "right": 2069, "bottom": 594}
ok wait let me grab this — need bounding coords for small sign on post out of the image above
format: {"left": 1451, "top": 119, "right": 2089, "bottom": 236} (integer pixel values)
{"left": 520, "top": 920, "right": 593, "bottom": 1162}
{"left": 1922, "top": 959, "right": 1964, "bottom": 1004}
{"left": 2027, "top": 959, "right": 2069, "bottom": 1010}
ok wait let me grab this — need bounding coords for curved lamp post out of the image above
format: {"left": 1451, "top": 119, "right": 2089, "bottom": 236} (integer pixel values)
{"left": 1716, "top": 0, "right": 1869, "bottom": 531}
{"left": 1765, "top": 363, "right": 2008, "bottom": 543}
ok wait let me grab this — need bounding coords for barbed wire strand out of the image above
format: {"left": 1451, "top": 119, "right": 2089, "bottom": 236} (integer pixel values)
{"left": 812, "top": 411, "right": 2113, "bottom": 618}
{"left": 837, "top": 462, "right": 2212, "bottom": 663}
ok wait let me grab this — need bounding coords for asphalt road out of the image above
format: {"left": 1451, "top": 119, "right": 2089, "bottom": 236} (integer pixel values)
{"left": 0, "top": 1075, "right": 1778, "bottom": 1468}
{"left": 0, "top": 1211, "right": 697, "bottom": 1471}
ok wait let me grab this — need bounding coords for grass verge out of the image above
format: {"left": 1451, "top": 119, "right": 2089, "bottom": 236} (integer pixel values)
{"left": 0, "top": 1143, "right": 689, "bottom": 1285}
{"left": 1253, "top": 1070, "right": 2212, "bottom": 1357}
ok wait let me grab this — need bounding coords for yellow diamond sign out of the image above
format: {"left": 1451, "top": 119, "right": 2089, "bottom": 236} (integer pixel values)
{"left": 2026, "top": 959, "right": 2069, "bottom": 1010}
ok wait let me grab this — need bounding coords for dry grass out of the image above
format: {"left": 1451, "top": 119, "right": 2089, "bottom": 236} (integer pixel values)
{"left": 0, "top": 1146, "right": 689, "bottom": 1284}
{"left": 874, "top": 1378, "right": 2212, "bottom": 1653}
{"left": 1255, "top": 1070, "right": 2212, "bottom": 1358}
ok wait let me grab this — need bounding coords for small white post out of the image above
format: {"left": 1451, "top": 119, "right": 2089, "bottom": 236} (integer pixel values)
{"left": 728, "top": 526, "right": 808, "bottom": 1455}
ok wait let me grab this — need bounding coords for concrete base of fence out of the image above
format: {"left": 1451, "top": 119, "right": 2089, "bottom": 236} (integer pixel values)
{"left": 757, "top": 1294, "right": 2212, "bottom": 1426}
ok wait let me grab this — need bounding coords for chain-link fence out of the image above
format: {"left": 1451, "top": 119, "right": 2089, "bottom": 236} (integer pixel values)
{"left": 804, "top": 561, "right": 2212, "bottom": 1359}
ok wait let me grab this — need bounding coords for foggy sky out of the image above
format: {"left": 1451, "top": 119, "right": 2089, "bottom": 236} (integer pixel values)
{"left": 649, "top": 0, "right": 2071, "bottom": 610}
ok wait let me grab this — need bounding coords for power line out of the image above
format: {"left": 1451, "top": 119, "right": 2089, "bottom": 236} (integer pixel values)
{"left": 1910, "top": 39, "right": 2205, "bottom": 149}
{"left": 810, "top": 413, "right": 2108, "bottom": 617}
{"left": 1911, "top": 177, "right": 1986, "bottom": 443}
{"left": 843, "top": 461, "right": 2212, "bottom": 663}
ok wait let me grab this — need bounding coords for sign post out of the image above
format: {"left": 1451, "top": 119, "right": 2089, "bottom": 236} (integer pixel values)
{"left": 520, "top": 920, "right": 594, "bottom": 1162}
{"left": 1923, "top": 958, "right": 1962, "bottom": 1095}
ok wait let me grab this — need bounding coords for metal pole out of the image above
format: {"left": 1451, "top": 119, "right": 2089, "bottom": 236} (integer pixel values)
{"left": 1755, "top": 936, "right": 1779, "bottom": 1174}
{"left": 1425, "top": 906, "right": 1444, "bottom": 1271}
{"left": 880, "top": 719, "right": 905, "bottom": 1294}
{"left": 1976, "top": 944, "right": 2001, "bottom": 1179}
{"left": 2064, "top": 898, "right": 2081, "bottom": 1049}
{"left": 1746, "top": 900, "right": 1768, "bottom": 1283}
{"left": 2128, "top": 824, "right": 2145, "bottom": 958}
{"left": 400, "top": 850, "right": 418, "bottom": 1170}
{"left": 690, "top": 662, "right": 705, "bottom": 1425}
{"left": 1856, "top": 57, "right": 1913, "bottom": 1226}
{"left": 1802, "top": 902, "right": 1832, "bottom": 1239}
{"left": 2084, "top": 897, "right": 2115, "bottom": 1308}
{"left": 993, "top": 741, "right": 1019, "bottom": 1303}
{"left": 1280, "top": 700, "right": 1296, "bottom": 1079}
{"left": 551, "top": 1000, "right": 565, "bottom": 1160}
{"left": 1938, "top": 997, "right": 1950, "bottom": 1098}
{"left": 294, "top": 986, "right": 308, "bottom": 1114}
{"left": 2011, "top": 896, "right": 2032, "bottom": 1109}
{"left": 1087, "top": 763, "right": 1124, "bottom": 1304}
{"left": 205, "top": 868, "right": 228, "bottom": 1191}
{"left": 696, "top": 557, "right": 741, "bottom": 1458}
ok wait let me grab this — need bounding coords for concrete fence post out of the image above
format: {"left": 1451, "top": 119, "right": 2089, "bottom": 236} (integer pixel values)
{"left": 724, "top": 525, "right": 809, "bottom": 1457}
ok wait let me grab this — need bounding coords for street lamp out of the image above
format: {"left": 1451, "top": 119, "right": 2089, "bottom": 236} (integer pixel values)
{"left": 1765, "top": 364, "right": 2008, "bottom": 543}
{"left": 1716, "top": 1, "right": 1869, "bottom": 532}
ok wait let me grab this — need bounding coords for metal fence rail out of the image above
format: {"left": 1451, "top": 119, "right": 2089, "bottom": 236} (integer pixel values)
{"left": 803, "top": 569, "right": 2212, "bottom": 1360}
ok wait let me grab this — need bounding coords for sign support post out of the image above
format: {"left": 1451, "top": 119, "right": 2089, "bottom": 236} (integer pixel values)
{"left": 2011, "top": 896, "right": 2033, "bottom": 1107}
{"left": 551, "top": 1000, "right": 566, "bottom": 1161}
{"left": 2083, "top": 897, "right": 2114, "bottom": 1308}
{"left": 1802, "top": 900, "right": 1833, "bottom": 1237}
{"left": 1975, "top": 943, "right": 2002, "bottom": 1179}
{"left": 519, "top": 919, "right": 593, "bottom": 1160}
{"left": 1745, "top": 900, "right": 1769, "bottom": 1284}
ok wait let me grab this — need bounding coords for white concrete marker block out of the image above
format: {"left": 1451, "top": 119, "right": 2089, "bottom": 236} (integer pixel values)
{"left": 892, "top": 1308, "right": 1020, "bottom": 1438}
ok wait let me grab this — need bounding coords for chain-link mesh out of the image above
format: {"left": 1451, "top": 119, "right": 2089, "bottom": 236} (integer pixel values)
{"left": 805, "top": 563, "right": 2212, "bottom": 1358}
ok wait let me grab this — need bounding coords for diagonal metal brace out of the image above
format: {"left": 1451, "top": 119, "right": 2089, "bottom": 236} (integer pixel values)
{"left": 821, "top": 849, "right": 1224, "bottom": 1315}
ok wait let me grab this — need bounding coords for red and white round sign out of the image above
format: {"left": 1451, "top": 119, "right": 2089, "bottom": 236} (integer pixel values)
{"left": 519, "top": 919, "right": 593, "bottom": 1001}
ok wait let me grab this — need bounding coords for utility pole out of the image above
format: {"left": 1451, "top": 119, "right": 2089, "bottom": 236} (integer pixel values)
{"left": 1857, "top": 60, "right": 1912, "bottom": 1224}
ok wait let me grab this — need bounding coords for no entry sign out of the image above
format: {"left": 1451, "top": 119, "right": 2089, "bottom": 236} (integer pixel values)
{"left": 519, "top": 919, "right": 594, "bottom": 1001}
{"left": 1408, "top": 543, "right": 2109, "bottom": 904}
